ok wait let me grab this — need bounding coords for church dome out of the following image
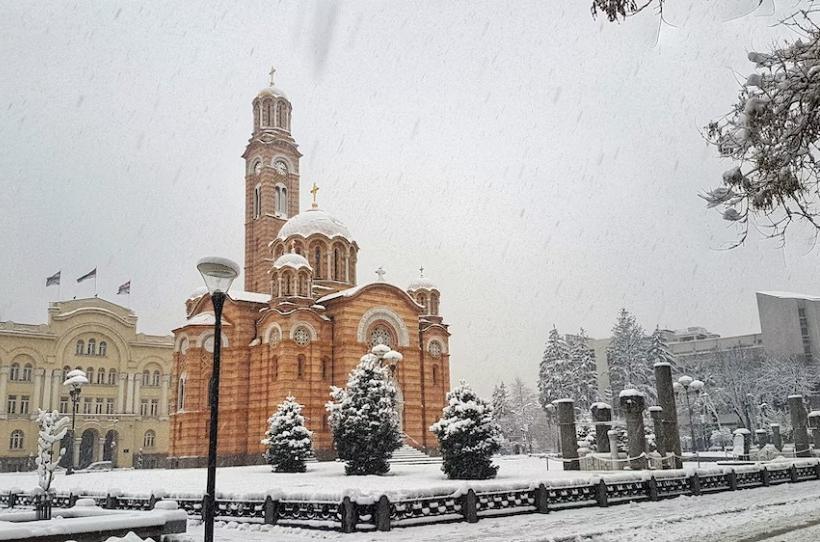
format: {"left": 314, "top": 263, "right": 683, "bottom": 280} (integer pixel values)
{"left": 257, "top": 85, "right": 289, "bottom": 101}
{"left": 277, "top": 207, "right": 353, "bottom": 241}
{"left": 408, "top": 275, "right": 437, "bottom": 291}
{"left": 273, "top": 252, "right": 311, "bottom": 270}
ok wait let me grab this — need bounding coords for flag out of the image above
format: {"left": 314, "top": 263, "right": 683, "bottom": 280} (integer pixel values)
{"left": 45, "top": 271, "right": 61, "bottom": 287}
{"left": 77, "top": 268, "right": 97, "bottom": 283}
{"left": 117, "top": 280, "right": 131, "bottom": 295}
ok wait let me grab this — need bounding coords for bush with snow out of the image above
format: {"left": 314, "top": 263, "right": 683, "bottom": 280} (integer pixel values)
{"left": 431, "top": 381, "right": 502, "bottom": 480}
{"left": 262, "top": 396, "right": 312, "bottom": 473}
{"left": 326, "top": 346, "right": 403, "bottom": 475}
{"left": 35, "top": 409, "right": 70, "bottom": 494}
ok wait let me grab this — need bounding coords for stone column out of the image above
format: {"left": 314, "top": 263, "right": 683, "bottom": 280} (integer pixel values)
{"left": 126, "top": 373, "right": 135, "bottom": 414}
{"left": 132, "top": 378, "right": 142, "bottom": 415}
{"left": 620, "top": 390, "right": 648, "bottom": 470}
{"left": 0, "top": 366, "right": 8, "bottom": 415}
{"left": 41, "top": 369, "right": 52, "bottom": 411}
{"left": 556, "top": 399, "right": 579, "bottom": 471}
{"left": 97, "top": 437, "right": 106, "bottom": 462}
{"left": 31, "top": 368, "right": 44, "bottom": 413}
{"left": 117, "top": 372, "right": 127, "bottom": 413}
{"left": 51, "top": 370, "right": 63, "bottom": 411}
{"left": 160, "top": 374, "right": 170, "bottom": 418}
{"left": 809, "top": 411, "right": 820, "bottom": 450}
{"left": 654, "top": 362, "right": 682, "bottom": 468}
{"left": 649, "top": 406, "right": 667, "bottom": 465}
{"left": 591, "top": 403, "right": 612, "bottom": 453}
{"left": 789, "top": 394, "right": 811, "bottom": 458}
{"left": 771, "top": 424, "right": 783, "bottom": 451}
{"left": 755, "top": 429, "right": 769, "bottom": 448}
{"left": 73, "top": 437, "right": 81, "bottom": 468}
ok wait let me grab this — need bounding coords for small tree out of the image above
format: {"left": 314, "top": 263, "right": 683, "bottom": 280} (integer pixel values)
{"left": 262, "top": 396, "right": 312, "bottom": 473}
{"left": 327, "top": 346, "right": 403, "bottom": 475}
{"left": 431, "top": 381, "right": 502, "bottom": 480}
{"left": 34, "top": 409, "right": 70, "bottom": 519}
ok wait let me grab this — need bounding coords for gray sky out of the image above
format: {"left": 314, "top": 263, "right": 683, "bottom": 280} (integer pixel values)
{"left": 1, "top": 0, "right": 818, "bottom": 396}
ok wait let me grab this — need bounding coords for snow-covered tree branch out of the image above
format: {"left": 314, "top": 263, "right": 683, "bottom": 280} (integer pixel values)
{"left": 35, "top": 409, "right": 70, "bottom": 495}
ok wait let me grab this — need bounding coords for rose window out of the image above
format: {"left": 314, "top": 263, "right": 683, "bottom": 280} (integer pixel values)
{"left": 293, "top": 327, "right": 311, "bottom": 347}
{"left": 369, "top": 326, "right": 393, "bottom": 349}
{"left": 429, "top": 341, "right": 442, "bottom": 358}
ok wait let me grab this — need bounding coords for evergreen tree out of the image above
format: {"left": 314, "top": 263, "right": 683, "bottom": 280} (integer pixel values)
{"left": 568, "top": 328, "right": 599, "bottom": 410}
{"left": 646, "top": 326, "right": 676, "bottom": 369}
{"left": 607, "top": 308, "right": 653, "bottom": 401}
{"left": 508, "top": 377, "right": 539, "bottom": 454}
{"left": 262, "top": 396, "right": 312, "bottom": 473}
{"left": 491, "top": 381, "right": 509, "bottom": 423}
{"left": 431, "top": 381, "right": 502, "bottom": 480}
{"left": 538, "top": 326, "right": 573, "bottom": 410}
{"left": 326, "top": 347, "right": 403, "bottom": 475}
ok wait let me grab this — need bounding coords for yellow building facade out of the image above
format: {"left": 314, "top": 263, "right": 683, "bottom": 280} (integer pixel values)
{"left": 0, "top": 298, "right": 173, "bottom": 471}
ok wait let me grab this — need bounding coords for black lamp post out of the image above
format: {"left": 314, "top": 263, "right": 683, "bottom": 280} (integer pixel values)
{"left": 63, "top": 369, "right": 88, "bottom": 475}
{"left": 197, "top": 256, "right": 239, "bottom": 542}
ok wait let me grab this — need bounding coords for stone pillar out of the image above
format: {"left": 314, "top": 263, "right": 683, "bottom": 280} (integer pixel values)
{"left": 608, "top": 430, "right": 620, "bottom": 463}
{"left": 126, "top": 373, "right": 135, "bottom": 414}
{"left": 41, "top": 369, "right": 52, "bottom": 411}
{"left": 160, "top": 374, "right": 170, "bottom": 417}
{"left": 620, "top": 390, "right": 648, "bottom": 470}
{"left": 73, "top": 437, "right": 82, "bottom": 468}
{"left": 649, "top": 406, "right": 667, "bottom": 466}
{"left": 97, "top": 437, "right": 106, "bottom": 462}
{"left": 789, "top": 394, "right": 811, "bottom": 458}
{"left": 51, "top": 370, "right": 63, "bottom": 412}
{"left": 556, "top": 399, "right": 579, "bottom": 471}
{"left": 31, "top": 368, "right": 44, "bottom": 413}
{"left": 591, "top": 403, "right": 612, "bottom": 453}
{"left": 755, "top": 429, "right": 769, "bottom": 448}
{"left": 771, "top": 424, "right": 783, "bottom": 451}
{"left": 117, "top": 372, "right": 127, "bottom": 413}
{"left": 0, "top": 366, "right": 8, "bottom": 415}
{"left": 809, "top": 411, "right": 820, "bottom": 450}
{"left": 733, "top": 428, "right": 751, "bottom": 460}
{"left": 654, "top": 362, "right": 682, "bottom": 468}
{"left": 132, "top": 378, "right": 142, "bottom": 415}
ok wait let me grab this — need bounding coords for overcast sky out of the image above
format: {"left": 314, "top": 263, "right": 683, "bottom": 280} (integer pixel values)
{"left": 1, "top": 0, "right": 818, "bottom": 396}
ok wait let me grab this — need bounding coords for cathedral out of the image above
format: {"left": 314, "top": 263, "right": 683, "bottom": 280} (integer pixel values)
{"left": 168, "top": 71, "right": 451, "bottom": 464}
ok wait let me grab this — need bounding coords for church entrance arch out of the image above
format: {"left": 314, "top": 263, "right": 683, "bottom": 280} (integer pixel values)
{"left": 79, "top": 429, "right": 98, "bottom": 469}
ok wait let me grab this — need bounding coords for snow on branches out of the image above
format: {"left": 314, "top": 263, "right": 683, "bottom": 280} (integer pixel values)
{"left": 35, "top": 409, "right": 70, "bottom": 493}
{"left": 326, "top": 346, "right": 403, "bottom": 475}
{"left": 431, "top": 381, "right": 502, "bottom": 480}
{"left": 705, "top": 11, "right": 820, "bottom": 245}
{"left": 262, "top": 396, "right": 312, "bottom": 473}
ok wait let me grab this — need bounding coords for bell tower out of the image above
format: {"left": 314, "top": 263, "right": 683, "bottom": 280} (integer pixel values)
{"left": 242, "top": 68, "right": 302, "bottom": 293}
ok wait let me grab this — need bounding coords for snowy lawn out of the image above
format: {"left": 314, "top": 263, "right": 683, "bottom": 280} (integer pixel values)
{"left": 0, "top": 456, "right": 602, "bottom": 501}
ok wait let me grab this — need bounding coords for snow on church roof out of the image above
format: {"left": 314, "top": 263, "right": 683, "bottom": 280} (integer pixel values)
{"left": 273, "top": 252, "right": 311, "bottom": 270}
{"left": 757, "top": 291, "right": 820, "bottom": 302}
{"left": 277, "top": 207, "right": 353, "bottom": 241}
{"left": 408, "top": 275, "right": 437, "bottom": 291}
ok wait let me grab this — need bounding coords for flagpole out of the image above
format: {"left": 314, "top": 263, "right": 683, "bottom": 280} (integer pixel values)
{"left": 95, "top": 267, "right": 98, "bottom": 298}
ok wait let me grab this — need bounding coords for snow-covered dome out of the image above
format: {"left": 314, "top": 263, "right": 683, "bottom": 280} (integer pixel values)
{"left": 257, "top": 85, "right": 288, "bottom": 101}
{"left": 277, "top": 207, "right": 353, "bottom": 241}
{"left": 273, "top": 252, "right": 311, "bottom": 270}
{"left": 408, "top": 275, "right": 437, "bottom": 291}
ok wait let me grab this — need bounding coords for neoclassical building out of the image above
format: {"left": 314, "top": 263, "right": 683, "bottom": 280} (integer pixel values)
{"left": 168, "top": 72, "right": 451, "bottom": 464}
{"left": 0, "top": 298, "right": 173, "bottom": 471}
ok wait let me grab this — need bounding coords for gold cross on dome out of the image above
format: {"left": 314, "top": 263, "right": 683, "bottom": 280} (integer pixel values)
{"left": 310, "top": 182, "right": 320, "bottom": 208}
{"left": 375, "top": 266, "right": 386, "bottom": 281}
{"left": 419, "top": 265, "right": 424, "bottom": 277}
{"left": 269, "top": 66, "right": 276, "bottom": 86}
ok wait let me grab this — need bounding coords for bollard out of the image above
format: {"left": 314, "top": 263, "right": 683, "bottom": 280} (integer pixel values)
{"left": 263, "top": 495, "right": 279, "bottom": 525}
{"left": 461, "top": 489, "right": 478, "bottom": 523}
{"left": 688, "top": 474, "right": 701, "bottom": 496}
{"left": 646, "top": 477, "right": 659, "bottom": 501}
{"left": 761, "top": 467, "right": 770, "bottom": 486}
{"left": 596, "top": 480, "right": 608, "bottom": 507}
{"left": 534, "top": 484, "right": 549, "bottom": 514}
{"left": 790, "top": 464, "right": 799, "bottom": 483}
{"left": 340, "top": 496, "right": 358, "bottom": 533}
{"left": 374, "top": 495, "right": 391, "bottom": 531}
{"left": 727, "top": 470, "right": 738, "bottom": 491}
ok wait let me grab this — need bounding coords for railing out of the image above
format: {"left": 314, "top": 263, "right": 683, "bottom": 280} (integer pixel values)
{"left": 4, "top": 459, "right": 820, "bottom": 533}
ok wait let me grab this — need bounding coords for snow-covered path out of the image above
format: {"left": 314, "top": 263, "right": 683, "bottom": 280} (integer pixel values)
{"left": 181, "top": 480, "right": 820, "bottom": 541}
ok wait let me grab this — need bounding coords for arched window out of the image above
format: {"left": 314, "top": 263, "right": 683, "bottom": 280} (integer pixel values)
{"left": 9, "top": 363, "right": 19, "bottom": 381}
{"left": 253, "top": 103, "right": 260, "bottom": 130}
{"left": 272, "top": 356, "right": 279, "bottom": 380}
{"left": 333, "top": 248, "right": 340, "bottom": 281}
{"left": 253, "top": 185, "right": 261, "bottom": 219}
{"left": 262, "top": 99, "right": 271, "bottom": 125}
{"left": 152, "top": 370, "right": 161, "bottom": 387}
{"left": 108, "top": 369, "right": 117, "bottom": 385}
{"left": 97, "top": 370, "right": 105, "bottom": 384}
{"left": 313, "top": 246, "right": 322, "bottom": 279}
{"left": 369, "top": 325, "right": 394, "bottom": 349}
{"left": 283, "top": 272, "right": 292, "bottom": 296}
{"left": 22, "top": 364, "right": 32, "bottom": 381}
{"left": 267, "top": 101, "right": 274, "bottom": 127}
{"left": 322, "top": 357, "right": 330, "bottom": 381}
{"left": 86, "top": 367, "right": 94, "bottom": 384}
{"left": 143, "top": 430, "right": 156, "bottom": 448}
{"left": 277, "top": 186, "right": 288, "bottom": 216}
{"left": 142, "top": 370, "right": 150, "bottom": 386}
{"left": 76, "top": 340, "right": 84, "bottom": 355}
{"left": 87, "top": 339, "right": 96, "bottom": 356}
{"left": 298, "top": 273, "right": 308, "bottom": 297}
{"left": 432, "top": 365, "right": 439, "bottom": 386}
{"left": 177, "top": 374, "right": 187, "bottom": 411}
{"left": 297, "top": 355, "right": 306, "bottom": 379}
{"left": 417, "top": 294, "right": 427, "bottom": 312}
{"left": 9, "top": 430, "right": 23, "bottom": 450}
{"left": 99, "top": 341, "right": 107, "bottom": 356}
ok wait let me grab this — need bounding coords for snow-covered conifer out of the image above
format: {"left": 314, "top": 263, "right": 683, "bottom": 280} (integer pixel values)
{"left": 262, "top": 396, "right": 312, "bottom": 473}
{"left": 646, "top": 326, "right": 675, "bottom": 369}
{"left": 431, "top": 381, "right": 502, "bottom": 479}
{"left": 326, "top": 346, "right": 403, "bottom": 475}
{"left": 607, "top": 309, "right": 654, "bottom": 401}
{"left": 538, "top": 326, "right": 573, "bottom": 411}
{"left": 35, "top": 409, "right": 70, "bottom": 494}
{"left": 569, "top": 329, "right": 599, "bottom": 410}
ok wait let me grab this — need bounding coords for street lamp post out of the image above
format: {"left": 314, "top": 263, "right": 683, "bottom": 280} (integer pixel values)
{"left": 674, "top": 376, "right": 704, "bottom": 457}
{"left": 63, "top": 369, "right": 88, "bottom": 475}
{"left": 197, "top": 256, "right": 239, "bottom": 542}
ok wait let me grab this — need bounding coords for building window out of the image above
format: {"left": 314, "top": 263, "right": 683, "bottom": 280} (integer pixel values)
{"left": 143, "top": 430, "right": 156, "bottom": 449}
{"left": 59, "top": 397, "right": 69, "bottom": 414}
{"left": 19, "top": 396, "right": 29, "bottom": 415}
{"left": 106, "top": 398, "right": 115, "bottom": 415}
{"left": 432, "top": 365, "right": 439, "bottom": 386}
{"left": 9, "top": 364, "right": 19, "bottom": 381}
{"left": 152, "top": 370, "right": 161, "bottom": 387}
{"left": 177, "top": 374, "right": 186, "bottom": 411}
{"left": 293, "top": 327, "right": 311, "bottom": 347}
{"left": 87, "top": 339, "right": 96, "bottom": 356}
{"left": 253, "top": 185, "right": 261, "bottom": 219}
{"left": 140, "top": 399, "right": 149, "bottom": 417}
{"left": 76, "top": 340, "right": 84, "bottom": 355}
{"left": 369, "top": 325, "right": 394, "bottom": 349}
{"left": 108, "top": 369, "right": 117, "bottom": 385}
{"left": 429, "top": 341, "right": 443, "bottom": 358}
{"left": 272, "top": 356, "right": 279, "bottom": 380}
{"left": 99, "top": 342, "right": 107, "bottom": 356}
{"left": 86, "top": 367, "right": 94, "bottom": 384}
{"left": 321, "top": 358, "right": 330, "bottom": 381}
{"left": 22, "top": 364, "right": 32, "bottom": 382}
{"left": 97, "top": 370, "right": 105, "bottom": 384}
{"left": 9, "top": 430, "right": 23, "bottom": 450}
{"left": 297, "top": 355, "right": 306, "bottom": 379}
{"left": 82, "top": 397, "right": 92, "bottom": 414}
{"left": 95, "top": 398, "right": 104, "bottom": 415}
{"left": 150, "top": 399, "right": 159, "bottom": 417}
{"left": 276, "top": 186, "right": 288, "bottom": 216}
{"left": 314, "top": 247, "right": 322, "bottom": 279}
{"left": 7, "top": 396, "right": 16, "bottom": 414}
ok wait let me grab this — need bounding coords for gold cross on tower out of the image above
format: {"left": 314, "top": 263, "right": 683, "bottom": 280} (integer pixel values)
{"left": 310, "top": 182, "right": 320, "bottom": 208}
{"left": 269, "top": 66, "right": 276, "bottom": 86}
